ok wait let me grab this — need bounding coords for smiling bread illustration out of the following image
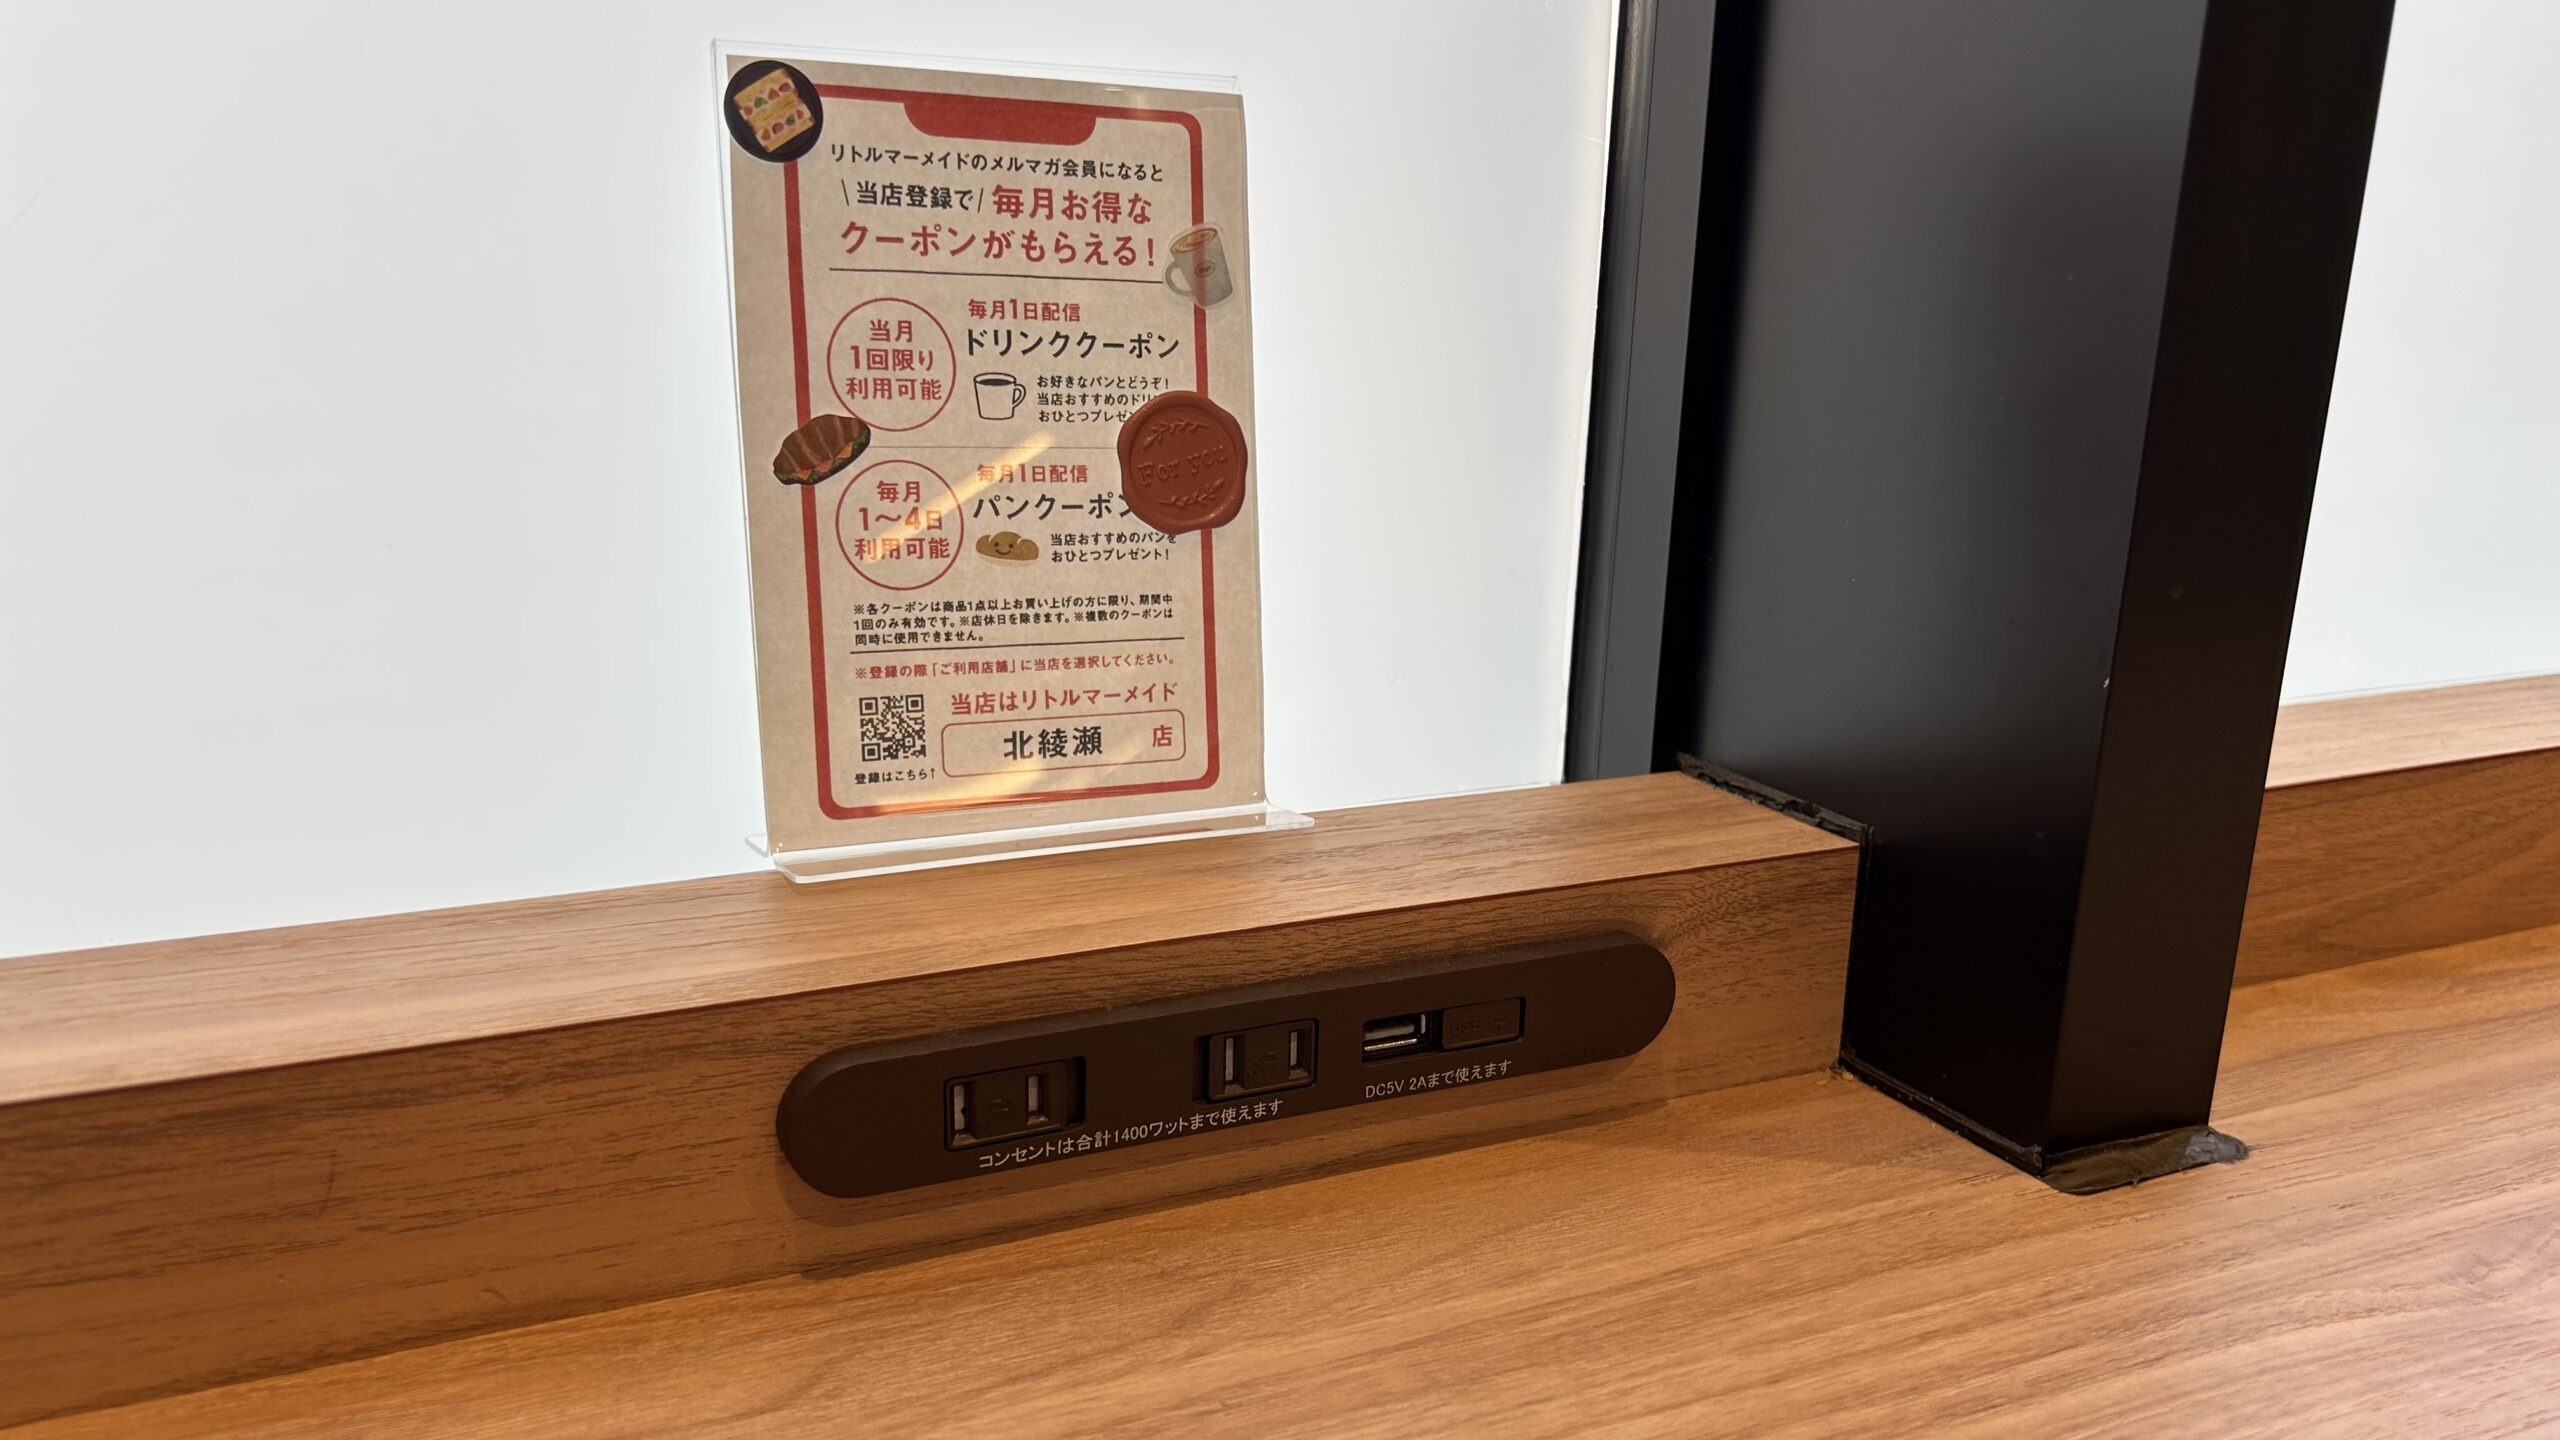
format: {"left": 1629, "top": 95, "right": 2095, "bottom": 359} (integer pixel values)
{"left": 975, "top": 531, "right": 1039, "bottom": 563}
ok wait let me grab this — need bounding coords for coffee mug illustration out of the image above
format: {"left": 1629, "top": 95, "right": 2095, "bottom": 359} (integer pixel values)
{"left": 1164, "top": 225, "right": 1235, "bottom": 308}
{"left": 974, "top": 372, "right": 1025, "bottom": 421}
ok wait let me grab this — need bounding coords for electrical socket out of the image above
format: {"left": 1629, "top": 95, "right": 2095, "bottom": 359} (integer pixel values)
{"left": 946, "top": 1058, "right": 1083, "bottom": 1149}
{"left": 1204, "top": 1019, "right": 1316, "bottom": 1100}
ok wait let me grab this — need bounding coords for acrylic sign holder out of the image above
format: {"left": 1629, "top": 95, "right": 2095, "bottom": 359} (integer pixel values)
{"left": 718, "top": 45, "right": 1302, "bottom": 883}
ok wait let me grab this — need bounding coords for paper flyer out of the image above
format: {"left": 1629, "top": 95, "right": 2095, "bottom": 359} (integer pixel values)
{"left": 719, "top": 53, "right": 1266, "bottom": 857}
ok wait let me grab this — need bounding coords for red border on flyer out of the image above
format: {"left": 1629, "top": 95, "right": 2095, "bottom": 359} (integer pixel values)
{"left": 783, "top": 87, "right": 1224, "bottom": 821}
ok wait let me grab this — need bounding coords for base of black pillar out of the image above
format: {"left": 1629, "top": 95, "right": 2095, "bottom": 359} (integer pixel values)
{"left": 1845, "top": 1054, "right": 2249, "bottom": 1195}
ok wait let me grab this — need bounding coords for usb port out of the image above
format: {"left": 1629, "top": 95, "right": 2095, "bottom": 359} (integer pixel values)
{"left": 1360, "top": 1012, "right": 1432, "bottom": 1060}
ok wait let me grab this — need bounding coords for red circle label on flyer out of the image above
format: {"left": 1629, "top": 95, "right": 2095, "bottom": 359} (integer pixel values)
{"left": 1116, "top": 390, "right": 1248, "bottom": 536}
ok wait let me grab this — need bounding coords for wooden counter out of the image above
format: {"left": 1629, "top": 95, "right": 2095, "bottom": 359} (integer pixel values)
{"left": 22, "top": 918, "right": 2560, "bottom": 1438}
{"left": 2241, "top": 674, "right": 2560, "bottom": 981}
{"left": 2, "top": 674, "right": 2554, "bottom": 1433}
{"left": 0, "top": 774, "right": 1858, "bottom": 1426}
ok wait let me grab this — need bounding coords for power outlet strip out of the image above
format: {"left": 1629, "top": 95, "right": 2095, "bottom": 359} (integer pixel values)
{"left": 777, "top": 934, "right": 1675, "bottom": 1198}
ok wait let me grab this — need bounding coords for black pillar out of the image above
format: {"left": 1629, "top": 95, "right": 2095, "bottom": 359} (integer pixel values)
{"left": 1651, "top": 0, "right": 2395, "bottom": 1186}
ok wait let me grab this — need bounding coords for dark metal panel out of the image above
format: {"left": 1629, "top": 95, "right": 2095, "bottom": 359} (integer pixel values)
{"left": 1665, "top": 0, "right": 2213, "bottom": 1148}
{"left": 2047, "top": 0, "right": 2400, "bottom": 1152}
{"left": 1566, "top": 0, "right": 1721, "bottom": 780}
{"left": 1654, "top": 0, "right": 2394, "bottom": 1173}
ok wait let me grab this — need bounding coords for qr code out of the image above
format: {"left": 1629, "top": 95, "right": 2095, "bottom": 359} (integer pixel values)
{"left": 859, "top": 693, "right": 927, "bottom": 763}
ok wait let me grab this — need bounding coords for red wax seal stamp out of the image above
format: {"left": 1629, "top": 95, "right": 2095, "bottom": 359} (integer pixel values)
{"left": 1116, "top": 390, "right": 1248, "bottom": 536}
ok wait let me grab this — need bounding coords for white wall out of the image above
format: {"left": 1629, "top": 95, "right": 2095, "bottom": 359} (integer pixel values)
{"left": 8, "top": 2, "right": 2556, "bottom": 961}
{"left": 0, "top": 2, "right": 1620, "bottom": 957}
{"left": 2285, "top": 0, "right": 2560, "bottom": 700}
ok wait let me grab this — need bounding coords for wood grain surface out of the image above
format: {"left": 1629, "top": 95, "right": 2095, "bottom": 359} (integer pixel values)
{"left": 2263, "top": 672, "right": 2560, "bottom": 787}
{"left": 20, "top": 920, "right": 2560, "bottom": 1440}
{"left": 0, "top": 772, "right": 1844, "bottom": 1107}
{"left": 5, "top": 676, "right": 2545, "bottom": 1108}
{"left": 0, "top": 777, "right": 1856, "bottom": 1427}
{"left": 2239, "top": 674, "right": 2560, "bottom": 984}
{"left": 3, "top": 677, "right": 2553, "bottom": 1430}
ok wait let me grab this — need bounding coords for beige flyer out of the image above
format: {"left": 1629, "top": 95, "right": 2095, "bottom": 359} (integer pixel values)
{"left": 719, "top": 54, "right": 1266, "bottom": 857}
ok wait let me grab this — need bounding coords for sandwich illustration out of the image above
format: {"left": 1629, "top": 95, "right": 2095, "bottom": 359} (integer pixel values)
{"left": 733, "top": 68, "right": 816, "bottom": 155}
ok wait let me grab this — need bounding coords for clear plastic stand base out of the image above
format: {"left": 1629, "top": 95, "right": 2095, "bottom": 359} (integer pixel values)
{"left": 750, "top": 802, "right": 1312, "bottom": 884}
